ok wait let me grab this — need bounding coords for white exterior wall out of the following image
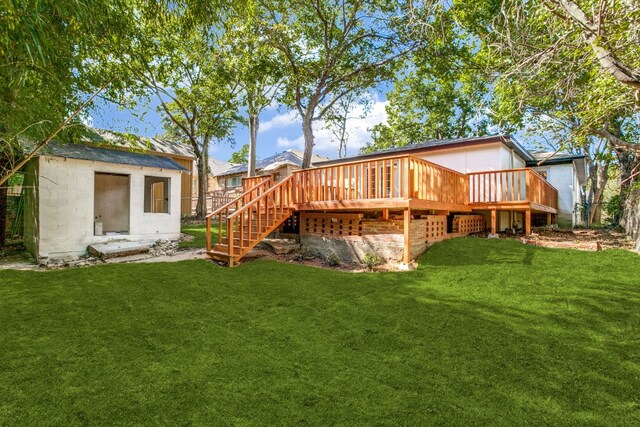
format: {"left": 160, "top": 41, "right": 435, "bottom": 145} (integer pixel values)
{"left": 419, "top": 143, "right": 529, "bottom": 231}
{"left": 34, "top": 156, "right": 182, "bottom": 260}
{"left": 531, "top": 163, "right": 577, "bottom": 227}
{"left": 418, "top": 142, "right": 505, "bottom": 173}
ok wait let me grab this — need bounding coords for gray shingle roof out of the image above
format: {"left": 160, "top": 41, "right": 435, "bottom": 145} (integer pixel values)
{"left": 315, "top": 135, "right": 535, "bottom": 166}
{"left": 40, "top": 142, "right": 188, "bottom": 171}
{"left": 81, "top": 128, "right": 196, "bottom": 159}
{"left": 526, "top": 151, "right": 585, "bottom": 166}
{"left": 216, "top": 150, "right": 329, "bottom": 177}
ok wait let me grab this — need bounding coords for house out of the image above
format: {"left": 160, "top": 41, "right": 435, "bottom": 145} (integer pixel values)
{"left": 22, "top": 142, "right": 188, "bottom": 263}
{"left": 213, "top": 149, "right": 329, "bottom": 190}
{"left": 207, "top": 157, "right": 233, "bottom": 192}
{"left": 204, "top": 135, "right": 587, "bottom": 267}
{"left": 79, "top": 129, "right": 196, "bottom": 216}
{"left": 527, "top": 151, "right": 587, "bottom": 227}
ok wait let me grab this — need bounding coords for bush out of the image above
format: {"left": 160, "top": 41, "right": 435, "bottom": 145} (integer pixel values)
{"left": 292, "top": 245, "right": 315, "bottom": 261}
{"left": 362, "top": 252, "right": 383, "bottom": 271}
{"left": 604, "top": 194, "right": 623, "bottom": 225}
{"left": 326, "top": 252, "right": 341, "bottom": 267}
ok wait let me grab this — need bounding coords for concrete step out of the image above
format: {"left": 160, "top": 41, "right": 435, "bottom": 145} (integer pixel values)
{"left": 88, "top": 241, "right": 155, "bottom": 260}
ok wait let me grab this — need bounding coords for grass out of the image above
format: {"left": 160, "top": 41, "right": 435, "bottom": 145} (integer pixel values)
{"left": 179, "top": 223, "right": 209, "bottom": 249}
{"left": 1, "top": 238, "right": 639, "bottom": 425}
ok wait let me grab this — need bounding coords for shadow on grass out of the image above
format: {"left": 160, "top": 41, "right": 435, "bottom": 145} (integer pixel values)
{"left": 0, "top": 238, "right": 639, "bottom": 424}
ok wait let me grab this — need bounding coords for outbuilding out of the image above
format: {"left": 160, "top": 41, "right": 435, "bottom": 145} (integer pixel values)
{"left": 22, "top": 142, "right": 187, "bottom": 262}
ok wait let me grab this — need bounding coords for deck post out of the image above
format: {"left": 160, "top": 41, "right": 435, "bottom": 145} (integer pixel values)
{"left": 546, "top": 212, "right": 552, "bottom": 225}
{"left": 525, "top": 209, "right": 532, "bottom": 235}
{"left": 491, "top": 209, "right": 497, "bottom": 235}
{"left": 403, "top": 208, "right": 411, "bottom": 264}
{"left": 382, "top": 208, "right": 389, "bottom": 220}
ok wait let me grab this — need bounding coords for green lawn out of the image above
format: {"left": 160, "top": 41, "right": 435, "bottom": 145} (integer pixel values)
{"left": 179, "top": 223, "right": 209, "bottom": 249}
{"left": 1, "top": 239, "right": 639, "bottom": 425}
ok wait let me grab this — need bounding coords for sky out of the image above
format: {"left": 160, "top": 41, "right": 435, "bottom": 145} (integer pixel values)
{"left": 89, "top": 92, "right": 391, "bottom": 164}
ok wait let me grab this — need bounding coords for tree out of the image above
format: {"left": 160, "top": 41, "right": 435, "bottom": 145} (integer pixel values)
{"left": 365, "top": 8, "right": 495, "bottom": 153}
{"left": 114, "top": 4, "right": 242, "bottom": 218}
{"left": 221, "top": 12, "right": 285, "bottom": 176}
{"left": 229, "top": 144, "right": 250, "bottom": 164}
{"left": 0, "top": 0, "right": 137, "bottom": 246}
{"left": 265, "top": 0, "right": 424, "bottom": 168}
{"left": 324, "top": 92, "right": 369, "bottom": 158}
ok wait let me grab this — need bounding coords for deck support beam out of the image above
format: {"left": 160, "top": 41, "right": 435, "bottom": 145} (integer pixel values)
{"left": 546, "top": 212, "right": 552, "bottom": 225}
{"left": 525, "top": 209, "right": 532, "bottom": 235}
{"left": 403, "top": 208, "right": 411, "bottom": 264}
{"left": 382, "top": 208, "right": 389, "bottom": 220}
{"left": 491, "top": 209, "right": 497, "bottom": 235}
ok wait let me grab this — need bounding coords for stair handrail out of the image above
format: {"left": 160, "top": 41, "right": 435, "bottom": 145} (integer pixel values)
{"left": 226, "top": 174, "right": 296, "bottom": 221}
{"left": 205, "top": 177, "right": 273, "bottom": 220}
{"left": 224, "top": 175, "right": 296, "bottom": 260}
{"left": 206, "top": 177, "right": 274, "bottom": 252}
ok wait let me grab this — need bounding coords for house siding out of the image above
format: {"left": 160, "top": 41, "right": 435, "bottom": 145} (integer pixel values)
{"left": 531, "top": 162, "right": 577, "bottom": 227}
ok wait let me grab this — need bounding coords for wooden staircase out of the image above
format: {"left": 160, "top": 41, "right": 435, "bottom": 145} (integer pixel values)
{"left": 205, "top": 175, "right": 296, "bottom": 266}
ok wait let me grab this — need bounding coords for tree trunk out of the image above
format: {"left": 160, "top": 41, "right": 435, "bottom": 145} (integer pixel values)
{"left": 617, "top": 149, "right": 640, "bottom": 251}
{"left": 588, "top": 161, "right": 609, "bottom": 225}
{"left": 621, "top": 187, "right": 640, "bottom": 252}
{"left": 195, "top": 140, "right": 209, "bottom": 219}
{"left": 248, "top": 114, "right": 258, "bottom": 177}
{"left": 0, "top": 186, "right": 7, "bottom": 248}
{"left": 301, "top": 115, "right": 315, "bottom": 169}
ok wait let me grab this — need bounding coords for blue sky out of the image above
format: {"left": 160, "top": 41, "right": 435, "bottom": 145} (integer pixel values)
{"left": 89, "top": 92, "right": 391, "bottom": 163}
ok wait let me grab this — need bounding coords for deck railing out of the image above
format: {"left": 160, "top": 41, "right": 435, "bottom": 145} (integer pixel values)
{"left": 468, "top": 169, "right": 558, "bottom": 209}
{"left": 292, "top": 154, "right": 468, "bottom": 206}
{"left": 205, "top": 177, "right": 274, "bottom": 252}
{"left": 242, "top": 175, "right": 272, "bottom": 191}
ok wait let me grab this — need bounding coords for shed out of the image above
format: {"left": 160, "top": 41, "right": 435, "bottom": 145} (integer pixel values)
{"left": 22, "top": 142, "right": 187, "bottom": 262}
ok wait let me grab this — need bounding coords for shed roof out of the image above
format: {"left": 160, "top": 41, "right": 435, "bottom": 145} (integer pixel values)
{"left": 40, "top": 142, "right": 188, "bottom": 171}
{"left": 81, "top": 128, "right": 196, "bottom": 159}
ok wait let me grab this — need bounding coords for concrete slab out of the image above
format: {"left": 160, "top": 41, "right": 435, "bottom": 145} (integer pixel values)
{"left": 88, "top": 241, "right": 155, "bottom": 259}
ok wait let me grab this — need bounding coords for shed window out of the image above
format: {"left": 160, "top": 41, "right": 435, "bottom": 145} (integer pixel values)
{"left": 144, "top": 176, "right": 170, "bottom": 213}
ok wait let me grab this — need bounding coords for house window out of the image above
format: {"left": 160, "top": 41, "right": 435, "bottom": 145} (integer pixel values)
{"left": 538, "top": 170, "right": 548, "bottom": 181}
{"left": 226, "top": 176, "right": 242, "bottom": 188}
{"left": 144, "top": 176, "right": 170, "bottom": 213}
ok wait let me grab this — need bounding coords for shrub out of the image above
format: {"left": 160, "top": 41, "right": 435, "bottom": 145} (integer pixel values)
{"left": 292, "top": 245, "right": 314, "bottom": 261}
{"left": 362, "top": 252, "right": 383, "bottom": 271}
{"left": 326, "top": 252, "right": 341, "bottom": 267}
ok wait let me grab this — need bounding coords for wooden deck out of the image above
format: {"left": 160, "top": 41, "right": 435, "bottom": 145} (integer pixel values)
{"left": 206, "top": 154, "right": 559, "bottom": 265}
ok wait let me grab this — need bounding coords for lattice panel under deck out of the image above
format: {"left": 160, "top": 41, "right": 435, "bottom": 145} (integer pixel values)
{"left": 422, "top": 215, "right": 447, "bottom": 242}
{"left": 453, "top": 215, "right": 485, "bottom": 234}
{"left": 300, "top": 213, "right": 364, "bottom": 237}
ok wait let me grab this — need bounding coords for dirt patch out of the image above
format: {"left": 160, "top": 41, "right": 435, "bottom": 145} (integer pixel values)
{"left": 504, "top": 227, "right": 634, "bottom": 251}
{"left": 220, "top": 247, "right": 416, "bottom": 272}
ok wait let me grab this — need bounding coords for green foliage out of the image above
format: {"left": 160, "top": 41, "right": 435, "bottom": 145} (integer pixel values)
{"left": 362, "top": 252, "right": 383, "bottom": 271}
{"left": 604, "top": 194, "right": 624, "bottom": 225}
{"left": 229, "top": 144, "right": 250, "bottom": 164}
{"left": 366, "top": 6, "right": 495, "bottom": 152}
{"left": 264, "top": 0, "right": 422, "bottom": 166}
{"left": 292, "top": 245, "right": 315, "bottom": 261}
{"left": 0, "top": 0, "right": 137, "bottom": 177}
{"left": 325, "top": 252, "right": 341, "bottom": 267}
{"left": 0, "top": 239, "right": 639, "bottom": 424}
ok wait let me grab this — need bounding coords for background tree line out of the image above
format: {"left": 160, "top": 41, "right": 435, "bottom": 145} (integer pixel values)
{"left": 1, "top": 0, "right": 638, "bottom": 247}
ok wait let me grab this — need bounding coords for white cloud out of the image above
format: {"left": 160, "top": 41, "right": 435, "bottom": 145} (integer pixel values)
{"left": 271, "top": 96, "right": 389, "bottom": 158}
{"left": 259, "top": 110, "right": 300, "bottom": 133}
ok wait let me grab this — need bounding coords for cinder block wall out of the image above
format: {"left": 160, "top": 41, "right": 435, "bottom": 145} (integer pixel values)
{"left": 31, "top": 156, "right": 182, "bottom": 261}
